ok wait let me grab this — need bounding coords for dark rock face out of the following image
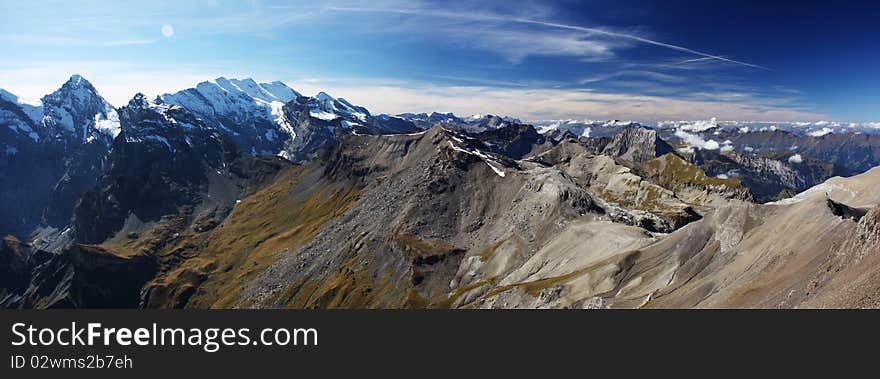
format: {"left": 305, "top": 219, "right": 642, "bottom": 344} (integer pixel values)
{"left": 661, "top": 128, "right": 880, "bottom": 201}
{"left": 395, "top": 112, "right": 522, "bottom": 134}
{"left": 692, "top": 149, "right": 837, "bottom": 202}
{"left": 826, "top": 198, "right": 868, "bottom": 222}
{"left": 717, "top": 130, "right": 880, "bottom": 175}
{"left": 465, "top": 115, "right": 523, "bottom": 133}
{"left": 374, "top": 114, "right": 421, "bottom": 134}
{"left": 0, "top": 237, "right": 157, "bottom": 309}
{"left": 840, "top": 205, "right": 880, "bottom": 257}
{"left": 395, "top": 112, "right": 464, "bottom": 129}
{"left": 0, "top": 75, "right": 117, "bottom": 239}
{"left": 0, "top": 236, "right": 34, "bottom": 298}
{"left": 582, "top": 126, "right": 675, "bottom": 163}
{"left": 279, "top": 96, "right": 346, "bottom": 163}
{"left": 2, "top": 92, "right": 292, "bottom": 309}
{"left": 73, "top": 94, "right": 238, "bottom": 244}
{"left": 0, "top": 112, "right": 58, "bottom": 237}
{"left": 472, "top": 123, "right": 552, "bottom": 159}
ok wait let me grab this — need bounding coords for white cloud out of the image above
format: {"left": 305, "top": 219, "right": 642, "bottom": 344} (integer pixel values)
{"left": 295, "top": 79, "right": 827, "bottom": 122}
{"left": 704, "top": 140, "right": 720, "bottom": 150}
{"left": 330, "top": 5, "right": 765, "bottom": 68}
{"left": 788, "top": 154, "right": 803, "bottom": 164}
{"left": 674, "top": 129, "right": 720, "bottom": 150}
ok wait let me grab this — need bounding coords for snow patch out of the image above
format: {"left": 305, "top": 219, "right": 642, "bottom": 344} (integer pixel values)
{"left": 678, "top": 117, "right": 718, "bottom": 132}
{"left": 93, "top": 109, "right": 121, "bottom": 138}
{"left": 808, "top": 127, "right": 833, "bottom": 137}
{"left": 447, "top": 141, "right": 506, "bottom": 177}
{"left": 580, "top": 128, "right": 592, "bottom": 138}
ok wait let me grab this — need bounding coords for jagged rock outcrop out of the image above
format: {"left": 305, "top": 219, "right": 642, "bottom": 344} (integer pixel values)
{"left": 73, "top": 94, "right": 238, "bottom": 243}
{"left": 396, "top": 112, "right": 464, "bottom": 129}
{"left": 527, "top": 140, "right": 702, "bottom": 232}
{"left": 472, "top": 123, "right": 554, "bottom": 159}
{"left": 644, "top": 153, "right": 752, "bottom": 204}
{"left": 583, "top": 126, "right": 675, "bottom": 163}
{"left": 691, "top": 149, "right": 835, "bottom": 202}
{"left": 842, "top": 205, "right": 880, "bottom": 260}
{"left": 73, "top": 93, "right": 289, "bottom": 244}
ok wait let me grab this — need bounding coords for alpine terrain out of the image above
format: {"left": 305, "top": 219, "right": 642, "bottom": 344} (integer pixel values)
{"left": 2, "top": 75, "right": 880, "bottom": 309}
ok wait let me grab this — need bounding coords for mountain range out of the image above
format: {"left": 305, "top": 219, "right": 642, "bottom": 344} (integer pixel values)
{"left": 2, "top": 75, "right": 880, "bottom": 309}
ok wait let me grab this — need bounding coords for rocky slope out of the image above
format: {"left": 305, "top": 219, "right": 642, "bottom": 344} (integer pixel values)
{"left": 692, "top": 148, "right": 835, "bottom": 202}
{"left": 4, "top": 121, "right": 880, "bottom": 309}
{"left": 74, "top": 93, "right": 289, "bottom": 243}
{"left": 581, "top": 126, "right": 676, "bottom": 164}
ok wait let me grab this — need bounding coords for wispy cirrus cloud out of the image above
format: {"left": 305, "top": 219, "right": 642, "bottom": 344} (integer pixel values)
{"left": 579, "top": 70, "right": 686, "bottom": 85}
{"left": 290, "top": 76, "right": 825, "bottom": 122}
{"left": 0, "top": 35, "right": 156, "bottom": 47}
{"left": 1, "top": 0, "right": 830, "bottom": 122}
{"left": 327, "top": 4, "right": 766, "bottom": 69}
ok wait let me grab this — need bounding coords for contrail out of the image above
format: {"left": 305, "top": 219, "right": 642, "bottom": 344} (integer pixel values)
{"left": 328, "top": 6, "right": 767, "bottom": 70}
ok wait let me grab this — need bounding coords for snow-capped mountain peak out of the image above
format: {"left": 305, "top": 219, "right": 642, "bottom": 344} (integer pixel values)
{"left": 41, "top": 74, "right": 119, "bottom": 141}
{"left": 306, "top": 92, "right": 370, "bottom": 123}
{"left": 67, "top": 74, "right": 87, "bottom": 87}
{"left": 212, "top": 77, "right": 301, "bottom": 104}
{"left": 159, "top": 77, "right": 304, "bottom": 155}
{"left": 158, "top": 77, "right": 418, "bottom": 160}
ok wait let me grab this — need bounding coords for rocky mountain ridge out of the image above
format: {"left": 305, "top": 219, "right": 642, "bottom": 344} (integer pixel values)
{"left": 3, "top": 75, "right": 880, "bottom": 309}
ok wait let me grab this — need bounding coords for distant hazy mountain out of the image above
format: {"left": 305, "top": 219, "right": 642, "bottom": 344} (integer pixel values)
{"left": 396, "top": 112, "right": 522, "bottom": 133}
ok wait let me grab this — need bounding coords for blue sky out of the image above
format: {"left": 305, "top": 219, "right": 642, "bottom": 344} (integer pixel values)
{"left": 1, "top": 0, "right": 877, "bottom": 122}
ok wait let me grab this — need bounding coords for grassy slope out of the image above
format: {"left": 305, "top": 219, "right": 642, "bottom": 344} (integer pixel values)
{"left": 102, "top": 165, "right": 361, "bottom": 308}
{"left": 646, "top": 153, "right": 744, "bottom": 189}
